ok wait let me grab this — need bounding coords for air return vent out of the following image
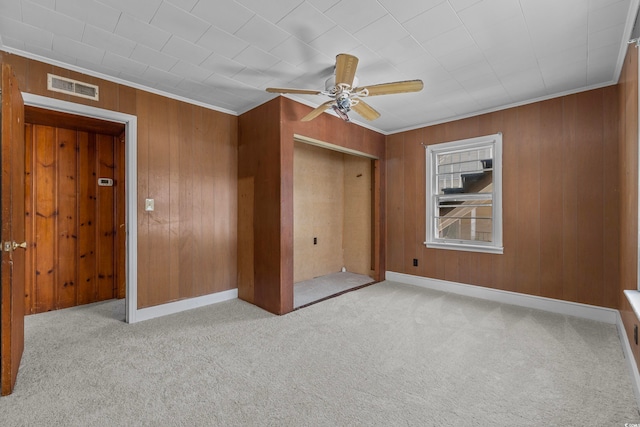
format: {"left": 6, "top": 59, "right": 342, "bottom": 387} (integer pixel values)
{"left": 47, "top": 74, "right": 99, "bottom": 101}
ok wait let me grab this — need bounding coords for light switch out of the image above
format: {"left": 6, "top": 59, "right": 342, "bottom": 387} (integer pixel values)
{"left": 145, "top": 198, "right": 154, "bottom": 212}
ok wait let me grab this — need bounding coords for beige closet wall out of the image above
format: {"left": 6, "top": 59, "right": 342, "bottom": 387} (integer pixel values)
{"left": 293, "top": 141, "right": 372, "bottom": 282}
{"left": 294, "top": 142, "right": 344, "bottom": 282}
{"left": 343, "top": 155, "right": 373, "bottom": 276}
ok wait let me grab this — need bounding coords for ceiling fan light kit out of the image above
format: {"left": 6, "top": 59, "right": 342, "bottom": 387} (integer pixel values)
{"left": 266, "top": 53, "right": 424, "bottom": 123}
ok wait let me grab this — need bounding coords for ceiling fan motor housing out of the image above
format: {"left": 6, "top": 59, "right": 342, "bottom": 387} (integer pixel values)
{"left": 325, "top": 75, "right": 359, "bottom": 93}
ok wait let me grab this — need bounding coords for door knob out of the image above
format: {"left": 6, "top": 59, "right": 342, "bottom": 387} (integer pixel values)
{"left": 1, "top": 241, "right": 27, "bottom": 252}
{"left": 12, "top": 241, "right": 27, "bottom": 250}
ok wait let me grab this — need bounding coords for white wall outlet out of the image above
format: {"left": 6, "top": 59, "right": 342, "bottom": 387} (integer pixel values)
{"left": 145, "top": 198, "right": 154, "bottom": 212}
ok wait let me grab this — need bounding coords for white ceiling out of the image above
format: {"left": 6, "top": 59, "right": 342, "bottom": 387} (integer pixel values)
{"left": 0, "top": 0, "right": 637, "bottom": 133}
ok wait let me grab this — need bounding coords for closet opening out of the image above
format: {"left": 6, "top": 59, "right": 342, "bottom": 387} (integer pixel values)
{"left": 293, "top": 138, "right": 376, "bottom": 309}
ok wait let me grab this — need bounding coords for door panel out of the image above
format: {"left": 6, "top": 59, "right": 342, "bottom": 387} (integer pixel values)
{"left": 24, "top": 124, "right": 117, "bottom": 314}
{"left": 1, "top": 64, "right": 26, "bottom": 396}
{"left": 32, "top": 125, "right": 56, "bottom": 312}
{"left": 24, "top": 125, "right": 34, "bottom": 314}
{"left": 56, "top": 128, "right": 79, "bottom": 309}
{"left": 77, "top": 131, "right": 97, "bottom": 306}
{"left": 96, "top": 134, "right": 116, "bottom": 302}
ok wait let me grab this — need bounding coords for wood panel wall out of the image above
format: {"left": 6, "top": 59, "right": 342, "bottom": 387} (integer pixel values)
{"left": 0, "top": 52, "right": 136, "bottom": 115}
{"left": 237, "top": 98, "right": 282, "bottom": 312}
{"left": 618, "top": 45, "right": 640, "bottom": 369}
{"left": 136, "top": 91, "right": 237, "bottom": 309}
{"left": 24, "top": 124, "right": 119, "bottom": 314}
{"left": 239, "top": 97, "right": 386, "bottom": 315}
{"left": 386, "top": 86, "right": 620, "bottom": 309}
{"left": 1, "top": 51, "right": 238, "bottom": 310}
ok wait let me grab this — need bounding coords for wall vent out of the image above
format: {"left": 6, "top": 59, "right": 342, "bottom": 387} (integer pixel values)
{"left": 47, "top": 73, "right": 99, "bottom": 101}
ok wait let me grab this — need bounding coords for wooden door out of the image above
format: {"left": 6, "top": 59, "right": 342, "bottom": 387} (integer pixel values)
{"left": 24, "top": 125, "right": 119, "bottom": 314}
{"left": 1, "top": 64, "right": 26, "bottom": 396}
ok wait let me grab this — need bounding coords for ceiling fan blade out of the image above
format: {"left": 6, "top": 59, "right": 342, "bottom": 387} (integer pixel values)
{"left": 352, "top": 100, "right": 381, "bottom": 121}
{"left": 355, "top": 79, "right": 424, "bottom": 97}
{"left": 266, "top": 87, "right": 323, "bottom": 95}
{"left": 334, "top": 53, "right": 359, "bottom": 87}
{"left": 301, "top": 101, "right": 334, "bottom": 121}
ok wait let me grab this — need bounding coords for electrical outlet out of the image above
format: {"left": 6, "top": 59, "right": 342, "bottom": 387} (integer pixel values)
{"left": 313, "top": 237, "right": 317, "bottom": 245}
{"left": 413, "top": 258, "right": 418, "bottom": 267}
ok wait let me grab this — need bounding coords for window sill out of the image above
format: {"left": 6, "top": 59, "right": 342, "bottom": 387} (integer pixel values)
{"left": 425, "top": 241, "right": 504, "bottom": 254}
{"left": 624, "top": 290, "right": 640, "bottom": 321}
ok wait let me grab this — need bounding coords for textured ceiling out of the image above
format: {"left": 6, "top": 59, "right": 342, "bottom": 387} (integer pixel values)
{"left": 0, "top": 0, "right": 637, "bottom": 133}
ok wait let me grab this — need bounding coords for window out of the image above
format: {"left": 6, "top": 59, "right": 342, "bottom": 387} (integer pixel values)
{"left": 425, "top": 133, "right": 503, "bottom": 254}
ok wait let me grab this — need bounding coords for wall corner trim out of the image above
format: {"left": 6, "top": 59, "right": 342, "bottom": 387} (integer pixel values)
{"left": 131, "top": 289, "right": 239, "bottom": 323}
{"left": 385, "top": 271, "right": 618, "bottom": 324}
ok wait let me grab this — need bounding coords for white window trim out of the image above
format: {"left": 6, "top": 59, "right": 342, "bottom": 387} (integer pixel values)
{"left": 424, "top": 133, "right": 503, "bottom": 254}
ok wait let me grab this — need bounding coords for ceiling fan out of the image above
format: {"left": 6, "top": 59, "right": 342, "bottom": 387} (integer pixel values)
{"left": 266, "top": 53, "right": 424, "bottom": 122}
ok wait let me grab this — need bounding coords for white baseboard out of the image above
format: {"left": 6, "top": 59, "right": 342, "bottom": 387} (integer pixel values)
{"left": 385, "top": 271, "right": 618, "bottom": 324}
{"left": 130, "top": 288, "right": 238, "bottom": 323}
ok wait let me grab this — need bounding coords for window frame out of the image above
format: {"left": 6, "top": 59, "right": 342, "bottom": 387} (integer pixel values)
{"left": 425, "top": 133, "right": 503, "bottom": 254}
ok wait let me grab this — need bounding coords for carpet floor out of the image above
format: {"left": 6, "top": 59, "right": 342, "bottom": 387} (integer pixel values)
{"left": 1, "top": 281, "right": 639, "bottom": 426}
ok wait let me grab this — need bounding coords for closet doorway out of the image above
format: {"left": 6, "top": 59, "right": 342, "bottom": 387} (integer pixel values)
{"left": 293, "top": 138, "right": 375, "bottom": 308}
{"left": 23, "top": 106, "right": 126, "bottom": 314}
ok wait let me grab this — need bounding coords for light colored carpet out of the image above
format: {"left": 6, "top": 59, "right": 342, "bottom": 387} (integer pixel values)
{"left": 1, "top": 281, "right": 639, "bottom": 426}
{"left": 294, "top": 271, "right": 374, "bottom": 308}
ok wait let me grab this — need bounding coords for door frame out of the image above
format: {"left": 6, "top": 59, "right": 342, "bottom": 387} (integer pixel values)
{"left": 22, "top": 93, "right": 139, "bottom": 323}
